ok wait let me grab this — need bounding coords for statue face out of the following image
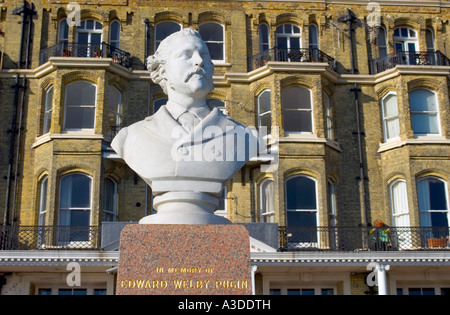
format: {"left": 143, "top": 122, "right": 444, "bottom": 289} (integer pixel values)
{"left": 163, "top": 35, "right": 214, "bottom": 100}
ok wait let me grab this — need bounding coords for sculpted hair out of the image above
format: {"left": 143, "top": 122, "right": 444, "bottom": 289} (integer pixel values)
{"left": 147, "top": 28, "right": 203, "bottom": 94}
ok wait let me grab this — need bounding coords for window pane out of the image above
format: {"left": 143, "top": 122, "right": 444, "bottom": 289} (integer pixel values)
{"left": 289, "top": 37, "right": 301, "bottom": 50}
{"left": 386, "top": 118, "right": 400, "bottom": 140}
{"left": 383, "top": 94, "right": 398, "bottom": 117}
{"left": 282, "top": 86, "right": 311, "bottom": 109}
{"left": 38, "top": 288, "right": 52, "bottom": 295}
{"left": 287, "top": 289, "right": 300, "bottom": 295}
{"left": 65, "top": 107, "right": 95, "bottom": 129}
{"left": 155, "top": 22, "right": 181, "bottom": 41}
{"left": 411, "top": 113, "right": 439, "bottom": 134}
{"left": 270, "top": 289, "right": 281, "bottom": 295}
{"left": 410, "top": 90, "right": 437, "bottom": 112}
{"left": 287, "top": 211, "right": 317, "bottom": 226}
{"left": 110, "top": 21, "right": 120, "bottom": 41}
{"left": 66, "top": 82, "right": 96, "bottom": 106}
{"left": 71, "top": 210, "right": 90, "bottom": 226}
{"left": 283, "top": 111, "right": 312, "bottom": 132}
{"left": 258, "top": 90, "right": 271, "bottom": 114}
{"left": 60, "top": 174, "right": 91, "bottom": 209}
{"left": 429, "top": 179, "right": 448, "bottom": 210}
{"left": 86, "top": 20, "right": 94, "bottom": 30}
{"left": 286, "top": 177, "right": 316, "bottom": 210}
{"left": 199, "top": 23, "right": 223, "bottom": 41}
{"left": 302, "top": 289, "right": 315, "bottom": 295}
{"left": 205, "top": 43, "right": 223, "bottom": 60}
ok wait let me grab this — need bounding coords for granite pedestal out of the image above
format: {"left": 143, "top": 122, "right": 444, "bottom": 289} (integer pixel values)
{"left": 116, "top": 224, "right": 252, "bottom": 295}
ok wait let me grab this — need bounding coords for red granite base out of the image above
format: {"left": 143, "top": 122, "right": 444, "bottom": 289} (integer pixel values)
{"left": 116, "top": 224, "right": 252, "bottom": 295}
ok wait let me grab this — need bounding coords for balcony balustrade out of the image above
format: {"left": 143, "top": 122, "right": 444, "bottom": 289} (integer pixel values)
{"left": 39, "top": 42, "right": 131, "bottom": 69}
{"left": 369, "top": 50, "right": 450, "bottom": 74}
{"left": 249, "top": 47, "right": 337, "bottom": 72}
{"left": 1, "top": 224, "right": 449, "bottom": 251}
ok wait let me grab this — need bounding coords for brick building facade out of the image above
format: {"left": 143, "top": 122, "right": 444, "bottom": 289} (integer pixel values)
{"left": 0, "top": 0, "right": 449, "bottom": 295}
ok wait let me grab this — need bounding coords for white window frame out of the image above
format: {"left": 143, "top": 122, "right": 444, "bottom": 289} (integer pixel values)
{"left": 281, "top": 85, "right": 314, "bottom": 135}
{"left": 43, "top": 85, "right": 53, "bottom": 134}
{"left": 257, "top": 89, "right": 271, "bottom": 135}
{"left": 63, "top": 81, "right": 97, "bottom": 132}
{"left": 276, "top": 23, "right": 301, "bottom": 51}
{"left": 390, "top": 179, "right": 412, "bottom": 249}
{"left": 38, "top": 176, "right": 48, "bottom": 226}
{"left": 76, "top": 19, "right": 103, "bottom": 57}
{"left": 324, "top": 92, "right": 333, "bottom": 140}
{"left": 417, "top": 176, "right": 449, "bottom": 229}
{"left": 381, "top": 91, "right": 400, "bottom": 142}
{"left": 260, "top": 178, "right": 275, "bottom": 223}
{"left": 409, "top": 88, "right": 441, "bottom": 137}
{"left": 199, "top": 22, "right": 225, "bottom": 62}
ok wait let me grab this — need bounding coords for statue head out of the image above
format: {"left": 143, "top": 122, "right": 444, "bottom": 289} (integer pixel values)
{"left": 147, "top": 28, "right": 214, "bottom": 98}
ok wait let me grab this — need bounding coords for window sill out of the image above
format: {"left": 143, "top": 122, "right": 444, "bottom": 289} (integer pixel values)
{"left": 32, "top": 132, "right": 104, "bottom": 148}
{"left": 378, "top": 136, "right": 450, "bottom": 153}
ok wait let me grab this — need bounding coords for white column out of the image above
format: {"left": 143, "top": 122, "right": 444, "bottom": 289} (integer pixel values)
{"left": 251, "top": 265, "right": 258, "bottom": 295}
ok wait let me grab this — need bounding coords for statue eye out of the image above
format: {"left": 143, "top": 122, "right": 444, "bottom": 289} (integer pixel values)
{"left": 178, "top": 50, "right": 191, "bottom": 59}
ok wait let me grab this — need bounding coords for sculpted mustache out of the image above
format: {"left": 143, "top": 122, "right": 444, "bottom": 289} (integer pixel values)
{"left": 184, "top": 68, "right": 208, "bottom": 82}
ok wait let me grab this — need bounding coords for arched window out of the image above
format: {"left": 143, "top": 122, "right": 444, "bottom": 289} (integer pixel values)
{"left": 260, "top": 178, "right": 275, "bottom": 223}
{"left": 390, "top": 179, "right": 410, "bottom": 226}
{"left": 64, "top": 81, "right": 97, "bottom": 131}
{"left": 259, "top": 23, "right": 270, "bottom": 53}
{"left": 38, "top": 176, "right": 48, "bottom": 226}
{"left": 281, "top": 85, "right": 313, "bottom": 133}
{"left": 276, "top": 23, "right": 301, "bottom": 61}
{"left": 155, "top": 21, "right": 181, "bottom": 51}
{"left": 43, "top": 85, "right": 54, "bottom": 134}
{"left": 286, "top": 175, "right": 318, "bottom": 229}
{"left": 58, "top": 19, "right": 69, "bottom": 44}
{"left": 257, "top": 89, "right": 271, "bottom": 134}
{"left": 381, "top": 92, "right": 400, "bottom": 141}
{"left": 58, "top": 173, "right": 92, "bottom": 243}
{"left": 103, "top": 178, "right": 117, "bottom": 222}
{"left": 417, "top": 177, "right": 449, "bottom": 229}
{"left": 409, "top": 89, "right": 440, "bottom": 136}
{"left": 76, "top": 19, "right": 103, "bottom": 57}
{"left": 110, "top": 20, "right": 121, "bottom": 49}
{"left": 308, "top": 24, "right": 318, "bottom": 50}
{"left": 199, "top": 22, "right": 224, "bottom": 61}
{"left": 105, "top": 86, "right": 122, "bottom": 140}
{"left": 394, "top": 27, "right": 418, "bottom": 64}
{"left": 426, "top": 28, "right": 435, "bottom": 51}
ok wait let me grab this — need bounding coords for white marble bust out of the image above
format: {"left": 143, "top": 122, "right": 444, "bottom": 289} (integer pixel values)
{"left": 111, "top": 29, "right": 261, "bottom": 224}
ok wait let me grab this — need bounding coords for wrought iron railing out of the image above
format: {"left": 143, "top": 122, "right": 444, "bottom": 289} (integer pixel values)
{"left": 369, "top": 50, "right": 450, "bottom": 74}
{"left": 249, "top": 47, "right": 337, "bottom": 72}
{"left": 0, "top": 225, "right": 100, "bottom": 250}
{"left": 39, "top": 42, "right": 131, "bottom": 68}
{"left": 279, "top": 226, "right": 450, "bottom": 251}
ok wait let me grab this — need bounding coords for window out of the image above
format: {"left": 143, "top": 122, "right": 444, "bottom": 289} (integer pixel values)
{"left": 394, "top": 27, "right": 418, "bottom": 65}
{"left": 38, "top": 176, "right": 48, "bottom": 226}
{"left": 58, "top": 173, "right": 92, "bottom": 243}
{"left": 257, "top": 90, "right": 271, "bottom": 134}
{"left": 378, "top": 27, "right": 388, "bottom": 57}
{"left": 286, "top": 176, "right": 318, "bottom": 244}
{"left": 259, "top": 23, "right": 270, "bottom": 53}
{"left": 417, "top": 177, "right": 449, "bottom": 230}
{"left": 282, "top": 86, "right": 313, "bottom": 133}
{"left": 381, "top": 92, "right": 400, "bottom": 141}
{"left": 260, "top": 178, "right": 275, "bottom": 223}
{"left": 64, "top": 81, "right": 97, "bottom": 131}
{"left": 324, "top": 92, "right": 333, "bottom": 139}
{"left": 43, "top": 85, "right": 53, "bottom": 134}
{"left": 309, "top": 24, "right": 318, "bottom": 50}
{"left": 328, "top": 180, "right": 336, "bottom": 227}
{"left": 390, "top": 179, "right": 412, "bottom": 249}
{"left": 103, "top": 178, "right": 117, "bottom": 222}
{"left": 76, "top": 19, "right": 103, "bottom": 57}
{"left": 155, "top": 21, "right": 181, "bottom": 51}
{"left": 270, "top": 287, "right": 334, "bottom": 295}
{"left": 276, "top": 23, "right": 301, "bottom": 61}
{"left": 58, "top": 19, "right": 69, "bottom": 45}
{"left": 105, "top": 86, "right": 122, "bottom": 139}
{"left": 409, "top": 89, "right": 440, "bottom": 136}
{"left": 426, "top": 29, "right": 435, "bottom": 51}
{"left": 199, "top": 22, "right": 224, "bottom": 61}
{"left": 110, "top": 21, "right": 121, "bottom": 49}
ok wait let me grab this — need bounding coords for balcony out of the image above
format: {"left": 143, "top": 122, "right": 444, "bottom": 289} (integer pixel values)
{"left": 39, "top": 42, "right": 131, "bottom": 69}
{"left": 249, "top": 47, "right": 337, "bottom": 72}
{"left": 1, "top": 224, "right": 449, "bottom": 252}
{"left": 0, "top": 225, "right": 100, "bottom": 250}
{"left": 369, "top": 50, "right": 450, "bottom": 75}
{"left": 279, "top": 226, "right": 450, "bottom": 251}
